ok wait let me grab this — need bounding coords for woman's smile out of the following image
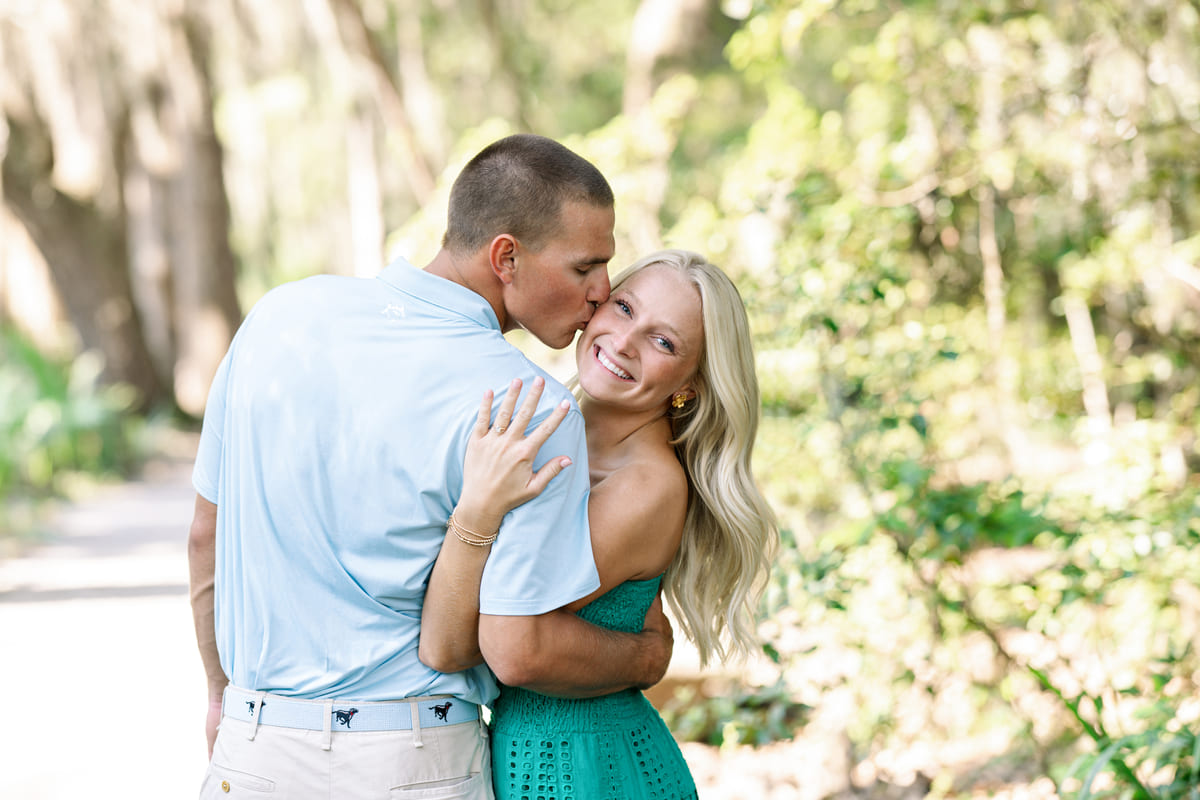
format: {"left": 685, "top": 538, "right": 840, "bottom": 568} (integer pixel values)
{"left": 593, "top": 346, "right": 633, "bottom": 380}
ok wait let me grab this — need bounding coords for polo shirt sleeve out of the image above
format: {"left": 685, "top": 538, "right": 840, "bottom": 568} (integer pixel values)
{"left": 192, "top": 349, "right": 232, "bottom": 504}
{"left": 478, "top": 408, "right": 599, "bottom": 616}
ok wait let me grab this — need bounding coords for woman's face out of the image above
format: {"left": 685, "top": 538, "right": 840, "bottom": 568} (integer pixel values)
{"left": 575, "top": 264, "right": 704, "bottom": 414}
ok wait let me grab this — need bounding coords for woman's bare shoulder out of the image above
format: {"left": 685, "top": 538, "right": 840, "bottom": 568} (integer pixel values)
{"left": 595, "top": 440, "right": 686, "bottom": 503}
{"left": 589, "top": 444, "right": 688, "bottom": 580}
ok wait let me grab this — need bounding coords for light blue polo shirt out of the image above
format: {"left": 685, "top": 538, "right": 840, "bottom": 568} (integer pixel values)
{"left": 192, "top": 257, "right": 599, "bottom": 705}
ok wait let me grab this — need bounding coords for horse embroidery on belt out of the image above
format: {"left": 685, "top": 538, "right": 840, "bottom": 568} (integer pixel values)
{"left": 334, "top": 708, "right": 359, "bottom": 727}
{"left": 430, "top": 701, "right": 452, "bottom": 721}
{"left": 246, "top": 700, "right": 266, "bottom": 716}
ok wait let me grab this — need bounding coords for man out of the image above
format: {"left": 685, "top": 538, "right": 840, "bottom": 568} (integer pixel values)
{"left": 188, "top": 134, "right": 673, "bottom": 798}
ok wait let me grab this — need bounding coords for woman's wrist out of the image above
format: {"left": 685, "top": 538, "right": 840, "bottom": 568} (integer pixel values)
{"left": 447, "top": 512, "right": 498, "bottom": 547}
{"left": 449, "top": 504, "right": 504, "bottom": 544}
{"left": 452, "top": 500, "right": 504, "bottom": 530}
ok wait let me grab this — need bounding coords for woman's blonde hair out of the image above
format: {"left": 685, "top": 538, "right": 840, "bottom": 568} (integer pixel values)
{"left": 608, "top": 249, "right": 779, "bottom": 666}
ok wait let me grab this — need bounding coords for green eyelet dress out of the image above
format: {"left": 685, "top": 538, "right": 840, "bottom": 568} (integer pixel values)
{"left": 489, "top": 576, "right": 698, "bottom": 800}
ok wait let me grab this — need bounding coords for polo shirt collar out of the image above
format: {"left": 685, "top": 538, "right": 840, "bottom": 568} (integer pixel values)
{"left": 377, "top": 257, "right": 500, "bottom": 331}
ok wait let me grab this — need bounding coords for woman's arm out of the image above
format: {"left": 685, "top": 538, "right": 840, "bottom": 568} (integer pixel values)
{"left": 476, "top": 458, "right": 686, "bottom": 695}
{"left": 419, "top": 377, "right": 572, "bottom": 672}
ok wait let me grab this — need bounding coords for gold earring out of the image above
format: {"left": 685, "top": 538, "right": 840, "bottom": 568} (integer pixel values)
{"left": 671, "top": 392, "right": 687, "bottom": 409}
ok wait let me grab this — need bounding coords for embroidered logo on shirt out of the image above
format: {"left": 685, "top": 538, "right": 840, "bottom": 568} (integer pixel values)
{"left": 382, "top": 303, "right": 406, "bottom": 320}
{"left": 334, "top": 708, "right": 359, "bottom": 728}
{"left": 430, "top": 701, "right": 452, "bottom": 721}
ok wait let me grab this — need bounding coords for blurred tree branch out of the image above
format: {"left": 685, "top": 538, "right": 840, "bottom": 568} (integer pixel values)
{"left": 322, "top": 0, "right": 437, "bottom": 204}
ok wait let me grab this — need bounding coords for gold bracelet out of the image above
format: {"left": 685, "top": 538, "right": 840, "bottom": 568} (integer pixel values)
{"left": 447, "top": 512, "right": 498, "bottom": 547}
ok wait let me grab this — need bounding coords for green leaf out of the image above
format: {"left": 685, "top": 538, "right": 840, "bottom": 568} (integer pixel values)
{"left": 910, "top": 413, "right": 928, "bottom": 439}
{"left": 1078, "top": 740, "right": 1127, "bottom": 800}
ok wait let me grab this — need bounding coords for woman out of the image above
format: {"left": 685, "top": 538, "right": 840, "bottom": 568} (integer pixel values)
{"left": 424, "top": 249, "right": 778, "bottom": 799}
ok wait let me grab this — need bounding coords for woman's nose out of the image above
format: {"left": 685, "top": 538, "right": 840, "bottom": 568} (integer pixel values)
{"left": 609, "top": 327, "right": 634, "bottom": 356}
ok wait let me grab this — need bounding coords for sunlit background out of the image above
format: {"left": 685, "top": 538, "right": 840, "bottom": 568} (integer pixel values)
{"left": 1, "top": 0, "right": 1198, "bottom": 798}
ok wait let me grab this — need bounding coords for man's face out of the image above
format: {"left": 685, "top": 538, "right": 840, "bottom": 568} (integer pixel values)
{"left": 505, "top": 201, "right": 615, "bottom": 349}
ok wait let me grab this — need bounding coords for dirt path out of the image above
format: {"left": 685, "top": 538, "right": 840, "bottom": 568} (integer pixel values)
{"left": 0, "top": 457, "right": 208, "bottom": 798}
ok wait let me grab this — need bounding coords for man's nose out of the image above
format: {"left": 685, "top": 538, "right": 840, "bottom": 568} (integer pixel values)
{"left": 587, "top": 271, "right": 611, "bottom": 306}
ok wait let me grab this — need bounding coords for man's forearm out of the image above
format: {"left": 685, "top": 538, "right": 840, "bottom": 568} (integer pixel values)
{"left": 188, "top": 495, "right": 227, "bottom": 696}
{"left": 480, "top": 608, "right": 671, "bottom": 698}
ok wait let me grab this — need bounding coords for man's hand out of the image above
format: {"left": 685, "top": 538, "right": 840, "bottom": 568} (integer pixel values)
{"left": 636, "top": 593, "right": 674, "bottom": 690}
{"left": 206, "top": 690, "right": 223, "bottom": 758}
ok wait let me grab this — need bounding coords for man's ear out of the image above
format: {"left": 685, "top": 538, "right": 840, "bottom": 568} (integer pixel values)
{"left": 489, "top": 235, "right": 518, "bottom": 285}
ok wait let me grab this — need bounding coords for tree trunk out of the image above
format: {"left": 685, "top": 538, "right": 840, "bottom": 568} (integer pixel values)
{"left": 3, "top": 120, "right": 164, "bottom": 408}
{"left": 346, "top": 109, "right": 385, "bottom": 277}
{"left": 0, "top": 2, "right": 242, "bottom": 415}
{"left": 123, "top": 140, "right": 176, "bottom": 384}
{"left": 623, "top": 0, "right": 714, "bottom": 117}
{"left": 159, "top": 10, "right": 243, "bottom": 417}
{"left": 973, "top": 31, "right": 1025, "bottom": 470}
{"left": 394, "top": 10, "right": 446, "bottom": 169}
{"left": 323, "top": 0, "right": 437, "bottom": 204}
{"left": 620, "top": 0, "right": 716, "bottom": 253}
{"left": 0, "top": 206, "right": 70, "bottom": 352}
{"left": 477, "top": 0, "right": 534, "bottom": 132}
{"left": 1063, "top": 294, "right": 1112, "bottom": 435}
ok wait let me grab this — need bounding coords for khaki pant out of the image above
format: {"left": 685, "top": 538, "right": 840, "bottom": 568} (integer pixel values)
{"left": 201, "top": 712, "right": 493, "bottom": 799}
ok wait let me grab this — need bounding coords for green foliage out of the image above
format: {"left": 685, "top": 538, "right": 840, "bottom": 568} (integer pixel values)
{"left": 874, "top": 459, "right": 1070, "bottom": 560}
{"left": 0, "top": 327, "right": 139, "bottom": 529}
{"left": 659, "top": 678, "right": 811, "bottom": 748}
{"left": 715, "top": 4, "right": 1200, "bottom": 774}
{"left": 752, "top": 413, "right": 1199, "bottom": 793}
{"left": 1035, "top": 647, "right": 1200, "bottom": 800}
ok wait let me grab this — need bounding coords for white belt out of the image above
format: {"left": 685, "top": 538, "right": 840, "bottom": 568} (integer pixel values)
{"left": 222, "top": 686, "right": 479, "bottom": 733}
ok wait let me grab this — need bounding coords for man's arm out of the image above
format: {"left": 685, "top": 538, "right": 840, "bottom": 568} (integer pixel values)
{"left": 421, "top": 512, "right": 675, "bottom": 688}
{"left": 479, "top": 599, "right": 673, "bottom": 698}
{"left": 187, "top": 493, "right": 227, "bottom": 757}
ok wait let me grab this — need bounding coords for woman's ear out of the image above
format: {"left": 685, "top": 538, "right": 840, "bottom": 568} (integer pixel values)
{"left": 489, "top": 235, "right": 518, "bottom": 285}
{"left": 669, "top": 386, "right": 698, "bottom": 409}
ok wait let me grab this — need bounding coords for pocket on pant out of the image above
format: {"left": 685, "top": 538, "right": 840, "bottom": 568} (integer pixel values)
{"left": 389, "top": 771, "right": 488, "bottom": 799}
{"left": 202, "top": 762, "right": 277, "bottom": 795}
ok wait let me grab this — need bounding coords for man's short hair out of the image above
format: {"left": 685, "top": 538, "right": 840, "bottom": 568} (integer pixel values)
{"left": 442, "top": 134, "right": 614, "bottom": 254}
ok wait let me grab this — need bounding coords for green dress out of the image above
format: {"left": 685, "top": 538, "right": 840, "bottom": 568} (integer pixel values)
{"left": 489, "top": 577, "right": 698, "bottom": 800}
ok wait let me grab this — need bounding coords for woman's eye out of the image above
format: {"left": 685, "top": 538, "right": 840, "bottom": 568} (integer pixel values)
{"left": 656, "top": 337, "right": 675, "bottom": 353}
